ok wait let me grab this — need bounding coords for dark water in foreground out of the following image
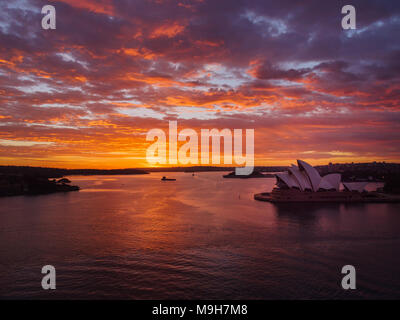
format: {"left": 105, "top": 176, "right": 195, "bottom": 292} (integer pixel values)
{"left": 0, "top": 172, "right": 399, "bottom": 299}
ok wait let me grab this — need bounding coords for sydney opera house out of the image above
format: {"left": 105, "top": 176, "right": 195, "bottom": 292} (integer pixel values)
{"left": 276, "top": 160, "right": 368, "bottom": 193}
{"left": 256, "top": 160, "right": 372, "bottom": 203}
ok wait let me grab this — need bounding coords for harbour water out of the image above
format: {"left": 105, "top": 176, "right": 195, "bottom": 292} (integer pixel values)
{"left": 0, "top": 172, "right": 399, "bottom": 299}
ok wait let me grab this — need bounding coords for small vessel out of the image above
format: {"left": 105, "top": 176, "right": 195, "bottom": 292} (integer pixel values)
{"left": 161, "top": 176, "right": 176, "bottom": 181}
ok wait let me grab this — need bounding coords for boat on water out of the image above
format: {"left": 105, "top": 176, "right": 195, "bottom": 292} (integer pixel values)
{"left": 161, "top": 176, "right": 176, "bottom": 181}
{"left": 254, "top": 159, "right": 400, "bottom": 203}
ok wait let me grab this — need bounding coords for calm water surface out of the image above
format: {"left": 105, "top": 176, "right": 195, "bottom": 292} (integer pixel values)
{"left": 1, "top": 172, "right": 399, "bottom": 299}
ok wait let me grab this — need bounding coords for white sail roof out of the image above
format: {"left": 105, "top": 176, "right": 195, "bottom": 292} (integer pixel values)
{"left": 274, "top": 160, "right": 353, "bottom": 193}
{"left": 343, "top": 182, "right": 368, "bottom": 192}
{"left": 276, "top": 172, "right": 299, "bottom": 189}
{"left": 321, "top": 173, "right": 341, "bottom": 191}
{"left": 297, "top": 160, "right": 322, "bottom": 192}
{"left": 318, "top": 178, "right": 334, "bottom": 190}
{"left": 288, "top": 164, "right": 312, "bottom": 191}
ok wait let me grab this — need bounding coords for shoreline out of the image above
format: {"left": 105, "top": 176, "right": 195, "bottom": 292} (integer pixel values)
{"left": 254, "top": 192, "right": 400, "bottom": 203}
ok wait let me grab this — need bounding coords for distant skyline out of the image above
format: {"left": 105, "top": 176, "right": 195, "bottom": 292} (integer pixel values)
{"left": 1, "top": 0, "right": 400, "bottom": 168}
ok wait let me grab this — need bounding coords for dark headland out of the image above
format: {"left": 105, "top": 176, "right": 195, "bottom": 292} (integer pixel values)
{"left": 0, "top": 166, "right": 149, "bottom": 197}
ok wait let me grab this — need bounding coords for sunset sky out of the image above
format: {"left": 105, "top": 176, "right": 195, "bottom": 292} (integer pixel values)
{"left": 0, "top": 0, "right": 399, "bottom": 168}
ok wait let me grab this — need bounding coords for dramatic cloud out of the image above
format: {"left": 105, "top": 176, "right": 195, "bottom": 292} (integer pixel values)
{"left": 0, "top": 0, "right": 399, "bottom": 167}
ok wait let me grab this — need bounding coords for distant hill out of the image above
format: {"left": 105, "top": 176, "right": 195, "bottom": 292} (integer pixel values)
{"left": 0, "top": 165, "right": 288, "bottom": 177}
{"left": 145, "top": 166, "right": 289, "bottom": 173}
{"left": 316, "top": 162, "right": 400, "bottom": 181}
{"left": 1, "top": 162, "right": 399, "bottom": 179}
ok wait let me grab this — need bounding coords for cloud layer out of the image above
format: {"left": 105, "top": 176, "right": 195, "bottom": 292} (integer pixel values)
{"left": 0, "top": 0, "right": 399, "bottom": 167}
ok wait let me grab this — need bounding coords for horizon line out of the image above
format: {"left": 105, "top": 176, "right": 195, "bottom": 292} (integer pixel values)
{"left": 1, "top": 161, "right": 399, "bottom": 171}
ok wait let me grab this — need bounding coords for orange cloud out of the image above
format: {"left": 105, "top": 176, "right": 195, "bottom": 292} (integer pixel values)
{"left": 150, "top": 22, "right": 186, "bottom": 38}
{"left": 52, "top": 0, "right": 115, "bottom": 16}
